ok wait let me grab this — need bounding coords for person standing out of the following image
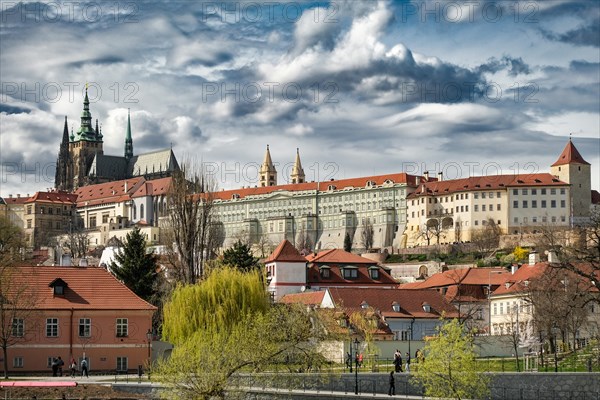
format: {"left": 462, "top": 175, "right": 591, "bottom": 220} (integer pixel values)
{"left": 405, "top": 352, "right": 411, "bottom": 373}
{"left": 57, "top": 356, "right": 64, "bottom": 376}
{"left": 69, "top": 358, "right": 77, "bottom": 377}
{"left": 388, "top": 371, "right": 395, "bottom": 396}
{"left": 80, "top": 359, "right": 88, "bottom": 378}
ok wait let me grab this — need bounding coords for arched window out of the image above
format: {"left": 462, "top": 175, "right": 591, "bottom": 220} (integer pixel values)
{"left": 140, "top": 204, "right": 144, "bottom": 220}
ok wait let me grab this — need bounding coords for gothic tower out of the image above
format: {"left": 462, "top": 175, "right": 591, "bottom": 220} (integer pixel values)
{"left": 54, "top": 116, "right": 72, "bottom": 191}
{"left": 550, "top": 138, "right": 591, "bottom": 224}
{"left": 259, "top": 145, "right": 277, "bottom": 187}
{"left": 124, "top": 108, "right": 133, "bottom": 161}
{"left": 290, "top": 148, "right": 305, "bottom": 184}
{"left": 69, "top": 87, "right": 104, "bottom": 190}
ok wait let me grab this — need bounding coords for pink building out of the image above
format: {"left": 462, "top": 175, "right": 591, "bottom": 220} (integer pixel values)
{"left": 2, "top": 266, "right": 155, "bottom": 374}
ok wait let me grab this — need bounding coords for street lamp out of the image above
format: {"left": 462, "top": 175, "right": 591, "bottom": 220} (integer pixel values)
{"left": 551, "top": 324, "right": 559, "bottom": 373}
{"left": 146, "top": 329, "right": 152, "bottom": 363}
{"left": 348, "top": 329, "right": 353, "bottom": 373}
{"left": 408, "top": 317, "right": 415, "bottom": 367}
{"left": 353, "top": 338, "right": 360, "bottom": 395}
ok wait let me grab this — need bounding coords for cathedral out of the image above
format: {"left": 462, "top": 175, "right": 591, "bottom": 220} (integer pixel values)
{"left": 55, "top": 88, "right": 179, "bottom": 192}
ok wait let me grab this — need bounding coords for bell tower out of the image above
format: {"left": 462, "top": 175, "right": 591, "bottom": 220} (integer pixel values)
{"left": 259, "top": 145, "right": 277, "bottom": 187}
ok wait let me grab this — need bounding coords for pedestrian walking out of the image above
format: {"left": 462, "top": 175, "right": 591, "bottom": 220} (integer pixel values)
{"left": 393, "top": 351, "right": 403, "bottom": 373}
{"left": 51, "top": 358, "right": 58, "bottom": 377}
{"left": 405, "top": 352, "right": 411, "bottom": 373}
{"left": 80, "top": 358, "right": 88, "bottom": 377}
{"left": 388, "top": 371, "right": 395, "bottom": 396}
{"left": 69, "top": 358, "right": 77, "bottom": 377}
{"left": 57, "top": 356, "right": 64, "bottom": 376}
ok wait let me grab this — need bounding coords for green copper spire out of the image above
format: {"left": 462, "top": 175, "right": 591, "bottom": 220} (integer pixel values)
{"left": 124, "top": 108, "right": 133, "bottom": 160}
{"left": 75, "top": 86, "right": 99, "bottom": 142}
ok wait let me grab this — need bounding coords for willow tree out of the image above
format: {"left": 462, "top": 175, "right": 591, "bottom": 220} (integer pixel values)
{"left": 155, "top": 267, "right": 327, "bottom": 400}
{"left": 413, "top": 318, "right": 489, "bottom": 400}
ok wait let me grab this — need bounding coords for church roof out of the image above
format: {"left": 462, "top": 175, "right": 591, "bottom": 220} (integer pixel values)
{"left": 551, "top": 139, "right": 590, "bottom": 167}
{"left": 74, "top": 177, "right": 144, "bottom": 206}
{"left": 265, "top": 240, "right": 306, "bottom": 263}
{"left": 131, "top": 177, "right": 172, "bottom": 198}
{"left": 89, "top": 155, "right": 128, "bottom": 180}
{"left": 127, "top": 149, "right": 179, "bottom": 177}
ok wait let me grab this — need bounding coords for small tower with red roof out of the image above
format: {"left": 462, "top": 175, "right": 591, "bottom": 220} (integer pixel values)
{"left": 550, "top": 139, "right": 591, "bottom": 222}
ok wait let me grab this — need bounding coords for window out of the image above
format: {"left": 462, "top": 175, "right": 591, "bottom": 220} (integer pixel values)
{"left": 116, "top": 318, "right": 128, "bottom": 337}
{"left": 474, "top": 220, "right": 479, "bottom": 226}
{"left": 474, "top": 205, "right": 479, "bottom": 212}
{"left": 532, "top": 217, "right": 537, "bottom": 223}
{"left": 514, "top": 217, "right": 519, "bottom": 223}
{"left": 13, "top": 357, "right": 23, "bottom": 368}
{"left": 522, "top": 189, "right": 528, "bottom": 195}
{"left": 79, "top": 318, "right": 91, "bottom": 337}
{"left": 102, "top": 214, "right": 109, "bottom": 223}
{"left": 401, "top": 331, "right": 410, "bottom": 341}
{"left": 27, "top": 205, "right": 32, "bottom": 214}
{"left": 27, "top": 219, "right": 32, "bottom": 228}
{"left": 342, "top": 267, "right": 358, "bottom": 279}
{"left": 48, "top": 207, "right": 53, "bottom": 215}
{"left": 140, "top": 204, "right": 144, "bottom": 220}
{"left": 89, "top": 216, "right": 96, "bottom": 228}
{"left": 532, "top": 200, "right": 537, "bottom": 208}
{"left": 497, "top": 204, "right": 501, "bottom": 211}
{"left": 12, "top": 318, "right": 24, "bottom": 337}
{"left": 482, "top": 192, "right": 486, "bottom": 199}
{"left": 497, "top": 192, "right": 501, "bottom": 198}
{"left": 551, "top": 200, "right": 556, "bottom": 208}
{"left": 541, "top": 188, "right": 547, "bottom": 195}
{"left": 561, "top": 216, "right": 566, "bottom": 222}
{"left": 561, "top": 200, "right": 566, "bottom": 208}
{"left": 482, "top": 205, "right": 486, "bottom": 212}
{"left": 46, "top": 318, "right": 58, "bottom": 337}
{"left": 551, "top": 188, "right": 556, "bottom": 195}
{"left": 116, "top": 357, "right": 128, "bottom": 372}
{"left": 541, "top": 200, "right": 547, "bottom": 208}
{"left": 560, "top": 188, "right": 566, "bottom": 195}
{"left": 531, "top": 189, "right": 537, "bottom": 195}
{"left": 512, "top": 189, "right": 518, "bottom": 195}
{"left": 552, "top": 216, "right": 557, "bottom": 223}
{"left": 522, "top": 201, "right": 528, "bottom": 208}
{"left": 513, "top": 201, "right": 518, "bottom": 208}
{"left": 500, "top": 303, "right": 504, "bottom": 314}
{"left": 369, "top": 268, "right": 380, "bottom": 280}
{"left": 474, "top": 193, "right": 479, "bottom": 199}
{"left": 493, "top": 303, "right": 497, "bottom": 315}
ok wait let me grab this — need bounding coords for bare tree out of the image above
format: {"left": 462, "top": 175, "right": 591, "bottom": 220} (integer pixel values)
{"left": 166, "top": 161, "right": 220, "bottom": 284}
{"left": 296, "top": 225, "right": 312, "bottom": 254}
{"left": 360, "top": 218, "right": 374, "bottom": 251}
{"left": 470, "top": 218, "right": 501, "bottom": 257}
{"left": 254, "top": 232, "right": 274, "bottom": 258}
{"left": 65, "top": 226, "right": 90, "bottom": 258}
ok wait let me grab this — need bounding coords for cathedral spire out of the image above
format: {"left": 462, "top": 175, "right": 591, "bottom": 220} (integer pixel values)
{"left": 55, "top": 116, "right": 72, "bottom": 191}
{"left": 75, "top": 86, "right": 97, "bottom": 141}
{"left": 290, "top": 147, "right": 305, "bottom": 184}
{"left": 259, "top": 145, "right": 277, "bottom": 187}
{"left": 124, "top": 108, "right": 133, "bottom": 161}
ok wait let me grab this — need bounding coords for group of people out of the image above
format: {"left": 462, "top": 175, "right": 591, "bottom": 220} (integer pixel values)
{"left": 50, "top": 356, "right": 88, "bottom": 378}
{"left": 345, "top": 352, "right": 364, "bottom": 369}
{"left": 389, "top": 349, "right": 425, "bottom": 396}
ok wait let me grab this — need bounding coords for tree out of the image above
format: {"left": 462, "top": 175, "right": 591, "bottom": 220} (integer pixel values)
{"left": 295, "top": 225, "right": 312, "bottom": 254}
{"left": 65, "top": 225, "right": 90, "bottom": 259}
{"left": 360, "top": 218, "right": 374, "bottom": 251}
{"left": 155, "top": 267, "right": 328, "bottom": 399}
{"left": 0, "top": 216, "right": 23, "bottom": 264}
{"left": 413, "top": 318, "right": 489, "bottom": 400}
{"left": 344, "top": 232, "right": 352, "bottom": 252}
{"left": 470, "top": 218, "right": 501, "bottom": 257}
{"left": 109, "top": 227, "right": 158, "bottom": 302}
{"left": 0, "top": 266, "right": 39, "bottom": 379}
{"left": 166, "top": 161, "right": 221, "bottom": 284}
{"left": 348, "top": 307, "right": 383, "bottom": 371}
{"left": 222, "top": 240, "right": 260, "bottom": 272}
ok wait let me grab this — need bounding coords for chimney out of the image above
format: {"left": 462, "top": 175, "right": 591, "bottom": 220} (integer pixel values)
{"left": 437, "top": 172, "right": 443, "bottom": 181}
{"left": 511, "top": 264, "right": 519, "bottom": 274}
{"left": 547, "top": 250, "right": 557, "bottom": 263}
{"left": 416, "top": 176, "right": 421, "bottom": 185}
{"left": 16, "top": 194, "right": 20, "bottom": 198}
{"left": 124, "top": 181, "right": 128, "bottom": 192}
{"left": 8, "top": 194, "right": 12, "bottom": 198}
{"left": 528, "top": 251, "right": 540, "bottom": 265}
{"left": 423, "top": 171, "right": 429, "bottom": 181}
{"left": 78, "top": 258, "right": 88, "bottom": 267}
{"left": 421, "top": 185, "right": 425, "bottom": 193}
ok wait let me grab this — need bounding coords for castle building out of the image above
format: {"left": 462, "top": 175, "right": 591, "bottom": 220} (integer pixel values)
{"left": 55, "top": 89, "right": 179, "bottom": 192}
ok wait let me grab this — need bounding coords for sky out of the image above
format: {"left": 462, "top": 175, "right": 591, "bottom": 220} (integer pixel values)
{"left": 0, "top": 0, "right": 599, "bottom": 196}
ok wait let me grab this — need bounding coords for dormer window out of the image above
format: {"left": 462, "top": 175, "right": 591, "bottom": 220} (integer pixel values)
{"left": 319, "top": 266, "right": 331, "bottom": 279}
{"left": 366, "top": 181, "right": 376, "bottom": 188}
{"left": 49, "top": 278, "right": 68, "bottom": 296}
{"left": 328, "top": 185, "right": 336, "bottom": 191}
{"left": 392, "top": 302, "right": 400, "bottom": 313}
{"left": 422, "top": 302, "right": 431, "bottom": 313}
{"left": 368, "top": 266, "right": 380, "bottom": 280}
{"left": 342, "top": 266, "right": 358, "bottom": 279}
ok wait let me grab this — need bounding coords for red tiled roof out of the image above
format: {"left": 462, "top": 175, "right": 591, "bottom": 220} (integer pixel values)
{"left": 327, "top": 287, "right": 459, "bottom": 319}
{"left": 400, "top": 267, "right": 510, "bottom": 289}
{"left": 307, "top": 259, "right": 397, "bottom": 287}
{"left": 280, "top": 291, "right": 325, "bottom": 306}
{"left": 265, "top": 240, "right": 306, "bottom": 263}
{"left": 75, "top": 177, "right": 144, "bottom": 206}
{"left": 7, "top": 266, "right": 156, "bottom": 311}
{"left": 306, "top": 249, "right": 378, "bottom": 264}
{"left": 491, "top": 263, "right": 549, "bottom": 296}
{"left": 551, "top": 140, "right": 590, "bottom": 167}
{"left": 407, "top": 173, "right": 567, "bottom": 199}
{"left": 592, "top": 190, "right": 600, "bottom": 205}
{"left": 25, "top": 191, "right": 77, "bottom": 204}
{"left": 206, "top": 172, "right": 421, "bottom": 201}
{"left": 2, "top": 196, "right": 30, "bottom": 204}
{"left": 131, "top": 177, "right": 172, "bottom": 198}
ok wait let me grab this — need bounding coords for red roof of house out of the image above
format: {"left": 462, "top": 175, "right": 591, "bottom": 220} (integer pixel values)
{"left": 207, "top": 172, "right": 421, "bottom": 201}
{"left": 407, "top": 173, "right": 567, "bottom": 199}
{"left": 74, "top": 177, "right": 144, "bottom": 206}
{"left": 400, "top": 267, "right": 510, "bottom": 289}
{"left": 2, "top": 196, "right": 30, "bottom": 204}
{"left": 280, "top": 291, "right": 326, "bottom": 306}
{"left": 306, "top": 249, "right": 378, "bottom": 264}
{"left": 327, "top": 287, "right": 459, "bottom": 319}
{"left": 131, "top": 177, "right": 172, "bottom": 198}
{"left": 307, "top": 257, "right": 397, "bottom": 287}
{"left": 265, "top": 240, "right": 306, "bottom": 263}
{"left": 25, "top": 191, "right": 77, "bottom": 204}
{"left": 551, "top": 140, "right": 590, "bottom": 167}
{"left": 6, "top": 266, "right": 156, "bottom": 311}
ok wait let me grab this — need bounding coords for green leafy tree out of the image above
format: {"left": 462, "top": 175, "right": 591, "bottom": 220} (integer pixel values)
{"left": 0, "top": 216, "right": 23, "bottom": 263}
{"left": 155, "top": 267, "right": 329, "bottom": 399}
{"left": 222, "top": 240, "right": 260, "bottom": 272}
{"left": 109, "top": 227, "right": 158, "bottom": 302}
{"left": 344, "top": 232, "right": 352, "bottom": 252}
{"left": 412, "top": 318, "right": 489, "bottom": 400}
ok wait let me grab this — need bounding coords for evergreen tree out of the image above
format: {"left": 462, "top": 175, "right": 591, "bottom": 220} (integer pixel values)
{"left": 344, "top": 232, "right": 352, "bottom": 252}
{"left": 109, "top": 227, "right": 158, "bottom": 302}
{"left": 222, "top": 240, "right": 260, "bottom": 272}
